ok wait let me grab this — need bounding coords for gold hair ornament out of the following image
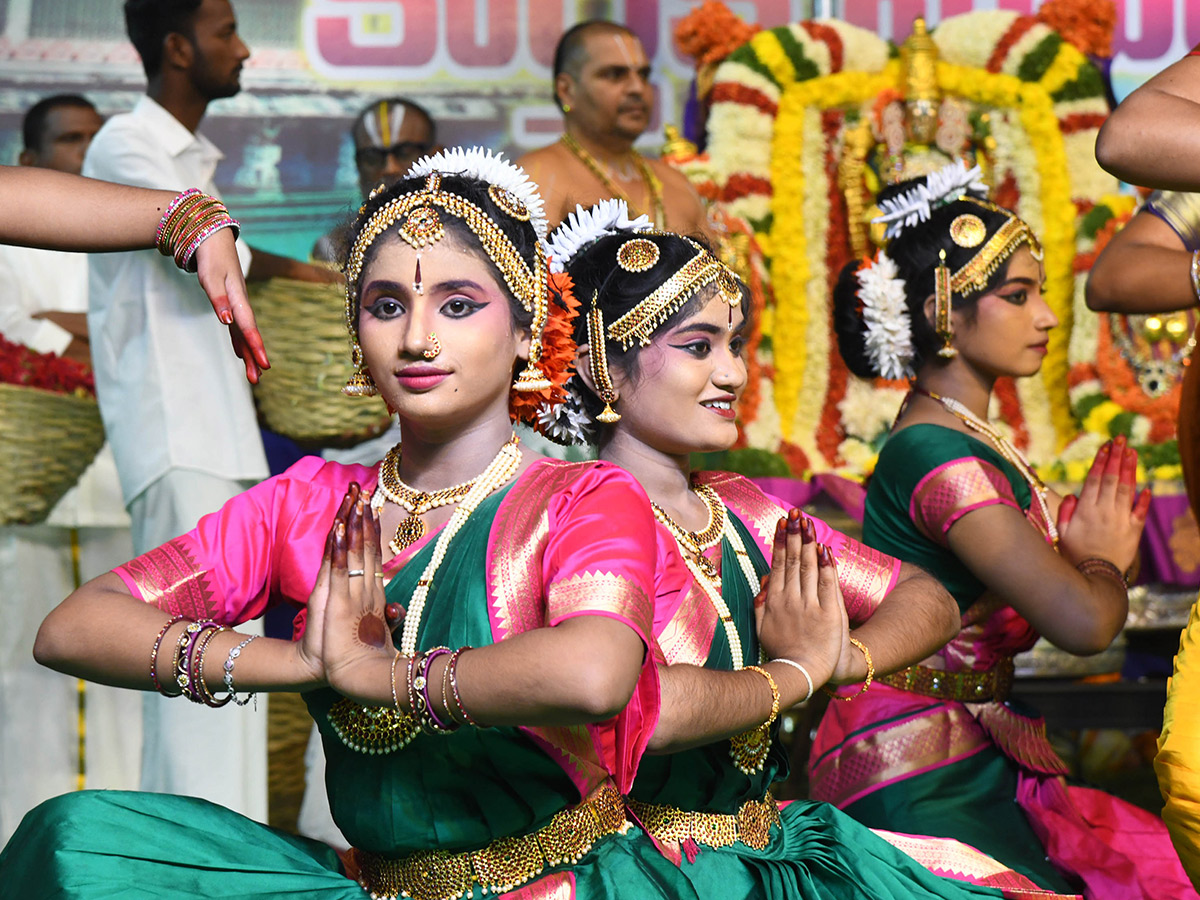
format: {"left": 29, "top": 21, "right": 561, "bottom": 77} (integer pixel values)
{"left": 949, "top": 214, "right": 986, "bottom": 248}
{"left": 606, "top": 239, "right": 741, "bottom": 349}
{"left": 587, "top": 301, "right": 621, "bottom": 423}
{"left": 343, "top": 171, "right": 551, "bottom": 395}
{"left": 616, "top": 237, "right": 660, "bottom": 273}
{"left": 949, "top": 207, "right": 1041, "bottom": 295}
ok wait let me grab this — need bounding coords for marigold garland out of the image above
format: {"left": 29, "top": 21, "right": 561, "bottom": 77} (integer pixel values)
{"left": 1036, "top": 0, "right": 1116, "bottom": 58}
{"left": 675, "top": 0, "right": 762, "bottom": 69}
{"left": 508, "top": 269, "right": 579, "bottom": 428}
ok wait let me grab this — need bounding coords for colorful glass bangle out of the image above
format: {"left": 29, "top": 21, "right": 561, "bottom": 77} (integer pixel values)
{"left": 193, "top": 625, "right": 232, "bottom": 708}
{"left": 447, "top": 646, "right": 481, "bottom": 728}
{"left": 1076, "top": 556, "right": 1129, "bottom": 590}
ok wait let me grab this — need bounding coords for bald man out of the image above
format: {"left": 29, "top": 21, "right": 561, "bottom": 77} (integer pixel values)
{"left": 517, "top": 20, "right": 710, "bottom": 238}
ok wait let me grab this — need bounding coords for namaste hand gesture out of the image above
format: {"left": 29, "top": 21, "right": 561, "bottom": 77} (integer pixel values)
{"left": 1056, "top": 435, "right": 1150, "bottom": 573}
{"left": 755, "top": 508, "right": 850, "bottom": 704}
{"left": 301, "top": 483, "right": 397, "bottom": 705}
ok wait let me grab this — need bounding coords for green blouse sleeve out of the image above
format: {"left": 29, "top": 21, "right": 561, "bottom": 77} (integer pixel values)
{"left": 863, "top": 424, "right": 1031, "bottom": 609}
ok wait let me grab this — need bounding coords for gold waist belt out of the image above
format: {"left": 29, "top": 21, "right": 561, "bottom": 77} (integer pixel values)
{"left": 351, "top": 781, "right": 628, "bottom": 900}
{"left": 877, "top": 656, "right": 1014, "bottom": 703}
{"left": 628, "top": 792, "right": 781, "bottom": 851}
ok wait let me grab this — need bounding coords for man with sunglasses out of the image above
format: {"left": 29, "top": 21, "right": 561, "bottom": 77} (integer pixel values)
{"left": 312, "top": 97, "right": 437, "bottom": 262}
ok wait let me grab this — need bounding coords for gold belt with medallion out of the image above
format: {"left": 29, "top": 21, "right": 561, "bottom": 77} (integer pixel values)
{"left": 876, "top": 656, "right": 1014, "bottom": 703}
{"left": 350, "top": 780, "right": 628, "bottom": 900}
{"left": 627, "top": 792, "right": 781, "bottom": 851}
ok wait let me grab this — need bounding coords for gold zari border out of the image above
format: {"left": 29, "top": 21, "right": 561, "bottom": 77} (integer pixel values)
{"left": 352, "top": 782, "right": 627, "bottom": 900}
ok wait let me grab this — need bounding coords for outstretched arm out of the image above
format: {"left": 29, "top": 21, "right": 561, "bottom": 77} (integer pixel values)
{"left": 0, "top": 166, "right": 267, "bottom": 381}
{"left": 1096, "top": 54, "right": 1200, "bottom": 190}
{"left": 1087, "top": 209, "right": 1197, "bottom": 314}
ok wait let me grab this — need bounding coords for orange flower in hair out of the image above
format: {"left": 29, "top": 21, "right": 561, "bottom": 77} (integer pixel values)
{"left": 510, "top": 267, "right": 581, "bottom": 428}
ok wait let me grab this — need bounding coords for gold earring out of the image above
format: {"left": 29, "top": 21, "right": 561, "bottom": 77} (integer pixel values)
{"left": 934, "top": 249, "right": 957, "bottom": 359}
{"left": 587, "top": 303, "right": 620, "bottom": 423}
{"left": 423, "top": 332, "right": 441, "bottom": 360}
{"left": 562, "top": 103, "right": 572, "bottom": 114}
{"left": 342, "top": 341, "right": 379, "bottom": 396}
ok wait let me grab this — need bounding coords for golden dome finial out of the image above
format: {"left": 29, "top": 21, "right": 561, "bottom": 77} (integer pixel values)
{"left": 900, "top": 17, "right": 940, "bottom": 145}
{"left": 662, "top": 124, "right": 698, "bottom": 163}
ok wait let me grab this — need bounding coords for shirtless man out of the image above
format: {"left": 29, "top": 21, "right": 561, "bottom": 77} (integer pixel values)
{"left": 518, "top": 20, "right": 710, "bottom": 238}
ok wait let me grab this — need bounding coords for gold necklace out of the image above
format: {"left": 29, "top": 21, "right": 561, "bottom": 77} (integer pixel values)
{"left": 560, "top": 133, "right": 665, "bottom": 228}
{"left": 913, "top": 388, "right": 1059, "bottom": 547}
{"left": 650, "top": 484, "right": 724, "bottom": 577}
{"left": 377, "top": 447, "right": 480, "bottom": 553}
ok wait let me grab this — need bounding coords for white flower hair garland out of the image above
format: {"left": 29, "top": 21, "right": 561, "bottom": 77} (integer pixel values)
{"left": 408, "top": 147, "right": 549, "bottom": 247}
{"left": 856, "top": 251, "right": 914, "bottom": 380}
{"left": 873, "top": 160, "right": 987, "bottom": 240}
{"left": 546, "top": 199, "right": 651, "bottom": 273}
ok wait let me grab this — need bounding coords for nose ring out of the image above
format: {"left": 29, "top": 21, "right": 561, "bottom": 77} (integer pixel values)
{"left": 423, "top": 332, "right": 441, "bottom": 360}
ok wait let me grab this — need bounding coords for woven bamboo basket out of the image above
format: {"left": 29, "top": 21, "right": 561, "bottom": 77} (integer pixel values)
{"left": 0, "top": 382, "right": 104, "bottom": 525}
{"left": 249, "top": 277, "right": 391, "bottom": 446}
{"left": 267, "top": 691, "right": 316, "bottom": 834}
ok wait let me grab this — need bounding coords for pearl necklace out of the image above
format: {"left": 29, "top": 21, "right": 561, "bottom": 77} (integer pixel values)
{"left": 371, "top": 435, "right": 523, "bottom": 654}
{"left": 914, "top": 388, "right": 1058, "bottom": 547}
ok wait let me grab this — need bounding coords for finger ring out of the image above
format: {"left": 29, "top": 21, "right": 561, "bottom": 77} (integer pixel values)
{"left": 347, "top": 569, "right": 365, "bottom": 577}
{"left": 374, "top": 573, "right": 385, "bottom": 579}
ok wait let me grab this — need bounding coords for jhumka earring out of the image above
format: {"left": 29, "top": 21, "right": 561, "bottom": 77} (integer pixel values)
{"left": 342, "top": 340, "right": 379, "bottom": 396}
{"left": 934, "top": 249, "right": 957, "bottom": 359}
{"left": 423, "top": 332, "right": 441, "bottom": 360}
{"left": 587, "top": 301, "right": 620, "bottom": 423}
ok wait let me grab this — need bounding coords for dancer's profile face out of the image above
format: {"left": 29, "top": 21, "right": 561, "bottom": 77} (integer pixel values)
{"left": 607, "top": 290, "right": 748, "bottom": 457}
{"left": 950, "top": 245, "right": 1055, "bottom": 380}
{"left": 357, "top": 234, "right": 530, "bottom": 431}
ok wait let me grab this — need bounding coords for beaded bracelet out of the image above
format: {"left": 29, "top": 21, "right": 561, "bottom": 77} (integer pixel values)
{"left": 150, "top": 615, "right": 187, "bottom": 696}
{"left": 222, "top": 633, "right": 258, "bottom": 707}
{"left": 823, "top": 636, "right": 874, "bottom": 701}
{"left": 1077, "top": 556, "right": 1129, "bottom": 590}
{"left": 744, "top": 665, "right": 781, "bottom": 727}
{"left": 770, "top": 657, "right": 814, "bottom": 704}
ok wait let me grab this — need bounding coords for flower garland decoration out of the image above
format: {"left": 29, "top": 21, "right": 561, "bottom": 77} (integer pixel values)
{"left": 855, "top": 250, "right": 913, "bottom": 380}
{"left": 690, "top": 5, "right": 1114, "bottom": 477}
{"left": 675, "top": 0, "right": 762, "bottom": 70}
{"left": 509, "top": 268, "right": 580, "bottom": 433}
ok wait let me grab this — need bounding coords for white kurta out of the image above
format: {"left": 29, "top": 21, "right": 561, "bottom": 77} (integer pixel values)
{"left": 0, "top": 244, "right": 140, "bottom": 844}
{"left": 82, "top": 95, "right": 269, "bottom": 822}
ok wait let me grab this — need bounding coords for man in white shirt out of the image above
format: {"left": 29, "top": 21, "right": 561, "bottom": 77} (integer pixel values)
{"left": 0, "top": 93, "right": 144, "bottom": 844}
{"left": 82, "top": 0, "right": 333, "bottom": 822}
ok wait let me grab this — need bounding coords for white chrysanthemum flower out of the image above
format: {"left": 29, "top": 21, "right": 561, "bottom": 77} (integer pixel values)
{"left": 857, "top": 252, "right": 914, "bottom": 380}
{"left": 546, "top": 199, "right": 651, "bottom": 274}
{"left": 408, "top": 146, "right": 549, "bottom": 247}
{"left": 873, "top": 160, "right": 988, "bottom": 240}
{"left": 536, "top": 385, "right": 594, "bottom": 445}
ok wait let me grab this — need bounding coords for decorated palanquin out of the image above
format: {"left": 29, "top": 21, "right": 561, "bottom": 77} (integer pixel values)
{"left": 668, "top": 1, "right": 1190, "bottom": 491}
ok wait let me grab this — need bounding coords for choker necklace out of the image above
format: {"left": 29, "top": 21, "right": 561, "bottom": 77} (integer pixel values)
{"left": 376, "top": 448, "right": 482, "bottom": 553}
{"left": 912, "top": 388, "right": 1058, "bottom": 548}
{"left": 371, "top": 434, "right": 523, "bottom": 655}
{"left": 372, "top": 434, "right": 520, "bottom": 555}
{"left": 560, "top": 133, "right": 665, "bottom": 228}
{"left": 652, "top": 483, "right": 773, "bottom": 775}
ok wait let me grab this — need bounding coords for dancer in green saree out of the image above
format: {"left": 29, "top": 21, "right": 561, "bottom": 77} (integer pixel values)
{"left": 0, "top": 150, "right": 695, "bottom": 900}
{"left": 542, "top": 200, "right": 1078, "bottom": 898}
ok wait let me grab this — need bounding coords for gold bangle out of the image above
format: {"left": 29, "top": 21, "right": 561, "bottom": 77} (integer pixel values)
{"left": 744, "top": 664, "right": 780, "bottom": 725}
{"left": 390, "top": 652, "right": 404, "bottom": 714}
{"left": 823, "top": 636, "right": 874, "bottom": 701}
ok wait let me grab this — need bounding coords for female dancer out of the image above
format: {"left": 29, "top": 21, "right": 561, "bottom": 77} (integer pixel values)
{"left": 0, "top": 150, "right": 700, "bottom": 899}
{"left": 821, "top": 163, "right": 1190, "bottom": 899}
{"left": 0, "top": 165, "right": 266, "bottom": 381}
{"left": 543, "top": 201, "right": 1074, "bottom": 898}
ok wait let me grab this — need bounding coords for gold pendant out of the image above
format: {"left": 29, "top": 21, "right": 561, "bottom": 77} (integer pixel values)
{"left": 729, "top": 722, "right": 771, "bottom": 776}
{"left": 327, "top": 698, "right": 420, "bottom": 755}
{"left": 390, "top": 514, "right": 426, "bottom": 554}
{"left": 695, "top": 552, "right": 719, "bottom": 581}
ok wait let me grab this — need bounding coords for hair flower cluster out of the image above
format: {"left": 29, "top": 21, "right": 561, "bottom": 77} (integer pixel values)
{"left": 874, "top": 160, "right": 988, "bottom": 240}
{"left": 856, "top": 251, "right": 913, "bottom": 380}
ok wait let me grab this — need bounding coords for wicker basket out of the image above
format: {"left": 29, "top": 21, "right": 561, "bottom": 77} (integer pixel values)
{"left": 0, "top": 382, "right": 105, "bottom": 525}
{"left": 249, "top": 277, "right": 392, "bottom": 446}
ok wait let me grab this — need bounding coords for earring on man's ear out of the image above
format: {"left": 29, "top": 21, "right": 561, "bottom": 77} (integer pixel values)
{"left": 562, "top": 104, "right": 572, "bottom": 114}
{"left": 934, "top": 249, "right": 957, "bottom": 359}
{"left": 342, "top": 340, "right": 379, "bottom": 396}
{"left": 587, "top": 304, "right": 620, "bottom": 423}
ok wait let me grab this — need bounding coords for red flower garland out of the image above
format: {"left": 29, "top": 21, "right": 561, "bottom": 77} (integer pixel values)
{"left": 509, "top": 269, "right": 581, "bottom": 428}
{"left": 0, "top": 334, "right": 94, "bottom": 397}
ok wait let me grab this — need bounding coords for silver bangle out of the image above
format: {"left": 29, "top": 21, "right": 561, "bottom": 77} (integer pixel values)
{"left": 770, "top": 657, "right": 814, "bottom": 704}
{"left": 223, "top": 633, "right": 258, "bottom": 707}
